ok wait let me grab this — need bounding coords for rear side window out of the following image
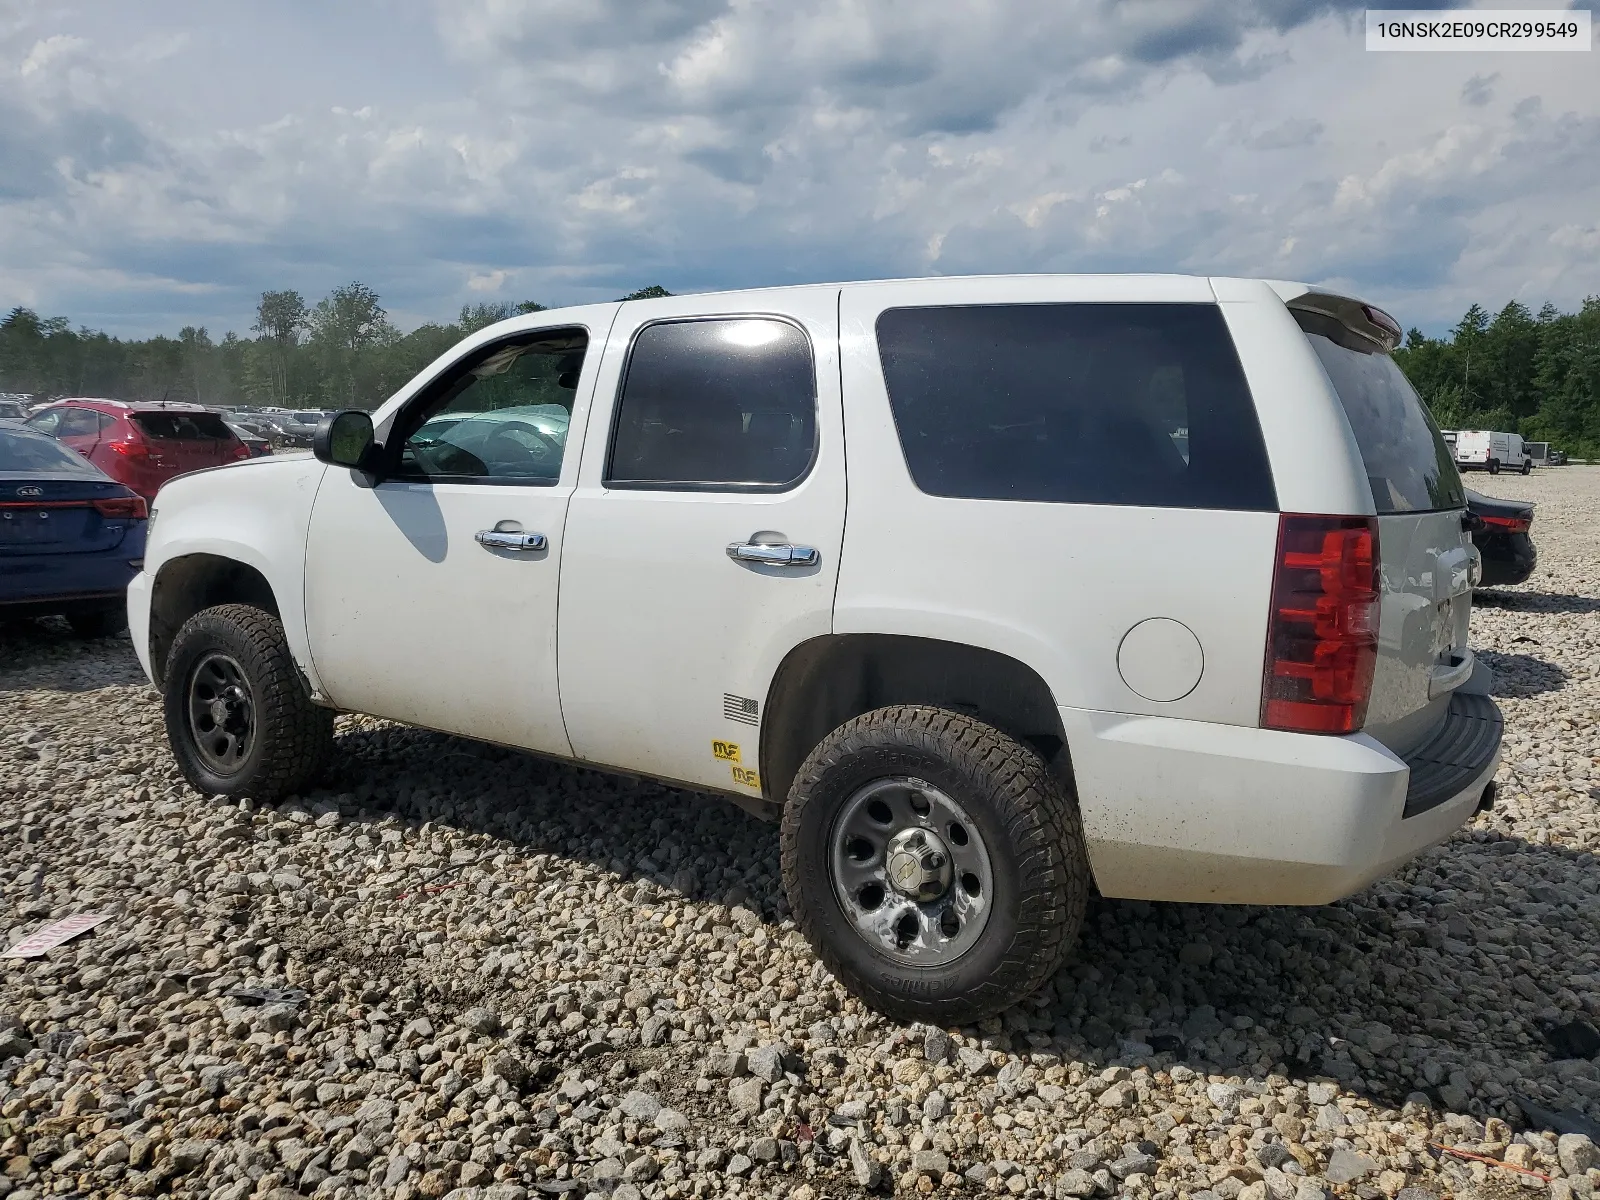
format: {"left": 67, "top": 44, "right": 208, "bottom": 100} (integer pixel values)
{"left": 133, "top": 412, "right": 231, "bottom": 440}
{"left": 1294, "top": 310, "right": 1464, "bottom": 514}
{"left": 607, "top": 318, "right": 816, "bottom": 490}
{"left": 874, "top": 304, "right": 1276, "bottom": 510}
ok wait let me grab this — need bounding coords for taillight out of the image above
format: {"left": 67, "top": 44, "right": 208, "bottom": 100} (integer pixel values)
{"left": 1261, "top": 514, "right": 1379, "bottom": 735}
{"left": 92, "top": 495, "right": 149, "bottom": 519}
{"left": 1479, "top": 513, "right": 1531, "bottom": 533}
{"left": 228, "top": 440, "right": 251, "bottom": 461}
{"left": 109, "top": 439, "right": 151, "bottom": 460}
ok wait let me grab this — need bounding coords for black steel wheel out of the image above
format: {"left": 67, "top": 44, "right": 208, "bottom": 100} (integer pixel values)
{"left": 163, "top": 603, "right": 334, "bottom": 799}
{"left": 782, "top": 705, "right": 1089, "bottom": 1024}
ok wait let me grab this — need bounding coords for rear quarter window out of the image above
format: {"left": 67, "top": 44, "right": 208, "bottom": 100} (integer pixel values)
{"left": 1293, "top": 310, "right": 1464, "bottom": 514}
{"left": 133, "top": 412, "right": 232, "bottom": 440}
{"left": 874, "top": 303, "right": 1276, "bottom": 510}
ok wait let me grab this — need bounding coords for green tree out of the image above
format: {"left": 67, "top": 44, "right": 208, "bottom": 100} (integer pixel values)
{"left": 252, "top": 290, "right": 309, "bottom": 406}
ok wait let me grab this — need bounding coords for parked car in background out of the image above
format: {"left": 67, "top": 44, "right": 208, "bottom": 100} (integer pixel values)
{"left": 0, "top": 399, "right": 28, "bottom": 421}
{"left": 129, "top": 275, "right": 1501, "bottom": 1024}
{"left": 1454, "top": 429, "right": 1531, "bottom": 474}
{"left": 267, "top": 409, "right": 338, "bottom": 447}
{"left": 1, "top": 423, "right": 147, "bottom": 637}
{"left": 1466, "top": 489, "right": 1537, "bottom": 587}
{"left": 25, "top": 399, "right": 250, "bottom": 500}
{"left": 1549, "top": 448, "right": 1568, "bottom": 465}
{"left": 224, "top": 420, "right": 274, "bottom": 458}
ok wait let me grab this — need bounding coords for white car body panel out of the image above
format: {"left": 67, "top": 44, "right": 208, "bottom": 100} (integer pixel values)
{"left": 556, "top": 288, "right": 846, "bottom": 797}
{"left": 129, "top": 454, "right": 328, "bottom": 691}
{"left": 301, "top": 306, "right": 619, "bottom": 755}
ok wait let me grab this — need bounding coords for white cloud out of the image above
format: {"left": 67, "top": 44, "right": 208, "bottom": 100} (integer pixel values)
{"left": 0, "top": 0, "right": 1595, "bottom": 338}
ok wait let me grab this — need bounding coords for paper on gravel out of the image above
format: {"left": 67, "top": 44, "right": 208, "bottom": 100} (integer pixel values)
{"left": 2, "top": 912, "right": 112, "bottom": 958}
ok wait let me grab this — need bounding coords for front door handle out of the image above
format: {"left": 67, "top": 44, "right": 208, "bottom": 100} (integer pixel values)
{"left": 726, "top": 537, "right": 820, "bottom": 567}
{"left": 476, "top": 529, "right": 547, "bottom": 552}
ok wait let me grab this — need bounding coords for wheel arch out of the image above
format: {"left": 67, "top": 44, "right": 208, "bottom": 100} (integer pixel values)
{"left": 760, "top": 633, "right": 1073, "bottom": 808}
{"left": 148, "top": 553, "right": 280, "bottom": 687}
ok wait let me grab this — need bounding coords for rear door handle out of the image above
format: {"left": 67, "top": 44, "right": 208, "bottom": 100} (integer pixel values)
{"left": 726, "top": 538, "right": 820, "bottom": 567}
{"left": 476, "top": 529, "right": 547, "bottom": 552}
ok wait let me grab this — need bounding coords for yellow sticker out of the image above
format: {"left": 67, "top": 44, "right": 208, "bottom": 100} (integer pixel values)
{"left": 731, "top": 766, "right": 761, "bottom": 789}
{"left": 712, "top": 740, "right": 742, "bottom": 763}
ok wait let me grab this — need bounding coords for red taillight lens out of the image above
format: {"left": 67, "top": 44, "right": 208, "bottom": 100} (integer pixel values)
{"left": 109, "top": 439, "right": 151, "bottom": 460}
{"left": 1261, "top": 514, "right": 1379, "bottom": 735}
{"left": 92, "top": 495, "right": 149, "bottom": 519}
{"left": 228, "top": 440, "right": 251, "bottom": 461}
{"left": 1479, "top": 513, "right": 1531, "bottom": 533}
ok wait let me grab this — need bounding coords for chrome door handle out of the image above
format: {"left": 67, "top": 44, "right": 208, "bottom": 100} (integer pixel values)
{"left": 476, "top": 529, "right": 547, "bottom": 552}
{"left": 726, "top": 540, "right": 820, "bottom": 567}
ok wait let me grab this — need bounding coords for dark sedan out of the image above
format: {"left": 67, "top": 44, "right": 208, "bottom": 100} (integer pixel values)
{"left": 1467, "top": 489, "right": 1536, "bottom": 587}
{"left": 1, "top": 424, "right": 147, "bottom": 637}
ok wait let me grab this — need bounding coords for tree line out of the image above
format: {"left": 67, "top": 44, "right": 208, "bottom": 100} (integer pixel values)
{"left": 2, "top": 285, "right": 1597, "bottom": 454}
{"left": 0, "top": 284, "right": 672, "bottom": 413}
{"left": 1394, "top": 298, "right": 1600, "bottom": 456}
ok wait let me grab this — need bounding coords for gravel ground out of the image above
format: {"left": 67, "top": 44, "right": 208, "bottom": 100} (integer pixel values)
{"left": 3, "top": 468, "right": 1599, "bottom": 1200}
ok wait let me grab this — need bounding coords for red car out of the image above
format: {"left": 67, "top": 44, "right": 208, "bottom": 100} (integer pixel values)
{"left": 24, "top": 399, "right": 250, "bottom": 500}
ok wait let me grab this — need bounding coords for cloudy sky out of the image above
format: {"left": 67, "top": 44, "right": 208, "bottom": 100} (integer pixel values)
{"left": 2, "top": 0, "right": 1596, "bottom": 338}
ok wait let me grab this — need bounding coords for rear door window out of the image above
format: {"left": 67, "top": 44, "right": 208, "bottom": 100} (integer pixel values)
{"left": 1293, "top": 310, "right": 1464, "bottom": 514}
{"left": 133, "top": 412, "right": 232, "bottom": 440}
{"left": 874, "top": 303, "right": 1275, "bottom": 510}
{"left": 607, "top": 317, "right": 816, "bottom": 490}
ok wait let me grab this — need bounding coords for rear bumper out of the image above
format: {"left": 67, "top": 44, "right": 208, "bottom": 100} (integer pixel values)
{"left": 1062, "top": 693, "right": 1501, "bottom": 905}
{"left": 0, "top": 549, "right": 141, "bottom": 611}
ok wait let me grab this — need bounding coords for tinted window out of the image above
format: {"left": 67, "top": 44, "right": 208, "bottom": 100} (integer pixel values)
{"left": 0, "top": 429, "right": 97, "bottom": 473}
{"left": 1294, "top": 310, "right": 1464, "bottom": 514}
{"left": 875, "top": 304, "right": 1275, "bottom": 510}
{"left": 396, "top": 330, "right": 586, "bottom": 484}
{"left": 133, "top": 412, "right": 231, "bottom": 440}
{"left": 607, "top": 318, "right": 816, "bottom": 490}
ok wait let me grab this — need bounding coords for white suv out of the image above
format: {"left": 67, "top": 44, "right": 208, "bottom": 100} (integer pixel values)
{"left": 129, "top": 275, "right": 1501, "bottom": 1023}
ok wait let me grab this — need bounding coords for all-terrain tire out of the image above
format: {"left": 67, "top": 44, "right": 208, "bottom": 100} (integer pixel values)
{"left": 163, "top": 603, "right": 334, "bottom": 800}
{"left": 781, "top": 705, "right": 1090, "bottom": 1024}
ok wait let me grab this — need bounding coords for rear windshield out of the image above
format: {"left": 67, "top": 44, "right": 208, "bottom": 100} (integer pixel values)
{"left": 875, "top": 303, "right": 1276, "bottom": 510}
{"left": 0, "top": 430, "right": 96, "bottom": 473}
{"left": 133, "top": 412, "right": 232, "bottom": 440}
{"left": 1295, "top": 310, "right": 1464, "bottom": 514}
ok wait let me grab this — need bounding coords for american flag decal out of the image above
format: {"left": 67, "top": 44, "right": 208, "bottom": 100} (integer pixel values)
{"left": 723, "top": 693, "right": 760, "bottom": 726}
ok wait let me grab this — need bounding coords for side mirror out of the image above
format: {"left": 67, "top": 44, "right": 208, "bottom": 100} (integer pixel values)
{"left": 313, "top": 410, "right": 375, "bottom": 470}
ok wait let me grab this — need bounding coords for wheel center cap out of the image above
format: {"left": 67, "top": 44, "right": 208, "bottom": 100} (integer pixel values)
{"left": 209, "top": 698, "right": 230, "bottom": 724}
{"left": 885, "top": 827, "right": 954, "bottom": 902}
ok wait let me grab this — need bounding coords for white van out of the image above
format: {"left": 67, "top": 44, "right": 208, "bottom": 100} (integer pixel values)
{"left": 1455, "top": 429, "right": 1531, "bottom": 475}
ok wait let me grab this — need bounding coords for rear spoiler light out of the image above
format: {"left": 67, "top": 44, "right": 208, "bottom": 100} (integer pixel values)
{"left": 1261, "top": 515, "right": 1379, "bottom": 735}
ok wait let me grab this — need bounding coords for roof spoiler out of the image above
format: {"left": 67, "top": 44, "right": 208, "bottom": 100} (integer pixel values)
{"left": 1273, "top": 285, "right": 1403, "bottom": 353}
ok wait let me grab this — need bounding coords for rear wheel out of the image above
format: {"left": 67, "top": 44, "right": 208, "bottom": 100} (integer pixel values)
{"left": 163, "top": 603, "right": 334, "bottom": 800}
{"left": 1488, "top": 458, "right": 1500, "bottom": 475}
{"left": 66, "top": 606, "right": 126, "bottom": 639}
{"left": 781, "top": 705, "right": 1088, "bottom": 1024}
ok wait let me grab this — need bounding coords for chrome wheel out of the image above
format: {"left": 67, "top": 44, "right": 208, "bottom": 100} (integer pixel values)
{"left": 828, "top": 776, "right": 993, "bottom": 966}
{"left": 186, "top": 652, "right": 254, "bottom": 776}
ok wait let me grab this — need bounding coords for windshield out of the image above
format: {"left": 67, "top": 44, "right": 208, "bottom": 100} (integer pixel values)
{"left": 1294, "top": 310, "right": 1464, "bottom": 514}
{"left": 0, "top": 430, "right": 97, "bottom": 473}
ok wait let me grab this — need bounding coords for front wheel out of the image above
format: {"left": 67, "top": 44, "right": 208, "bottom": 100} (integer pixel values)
{"left": 163, "top": 603, "right": 334, "bottom": 800}
{"left": 781, "top": 706, "right": 1089, "bottom": 1024}
{"left": 1521, "top": 460, "right": 1531, "bottom": 475}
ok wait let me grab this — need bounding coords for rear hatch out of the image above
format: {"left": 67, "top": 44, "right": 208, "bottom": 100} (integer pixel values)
{"left": 1292, "top": 299, "right": 1472, "bottom": 756}
{"left": 132, "top": 410, "right": 238, "bottom": 473}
